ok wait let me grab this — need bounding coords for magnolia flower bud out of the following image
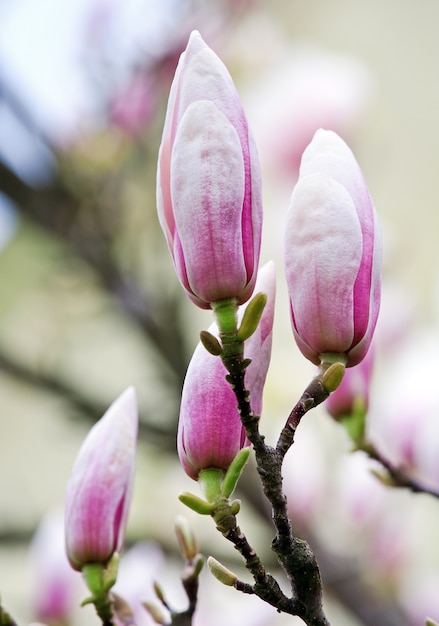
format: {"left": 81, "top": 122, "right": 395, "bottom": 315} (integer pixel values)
{"left": 157, "top": 30, "right": 262, "bottom": 309}
{"left": 284, "top": 129, "right": 382, "bottom": 367}
{"left": 178, "top": 262, "right": 275, "bottom": 480}
{"left": 65, "top": 388, "right": 138, "bottom": 571}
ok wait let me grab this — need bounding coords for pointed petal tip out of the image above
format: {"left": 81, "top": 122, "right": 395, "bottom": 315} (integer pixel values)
{"left": 111, "top": 386, "right": 138, "bottom": 431}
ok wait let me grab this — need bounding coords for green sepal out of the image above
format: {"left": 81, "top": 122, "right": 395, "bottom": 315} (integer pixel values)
{"left": 82, "top": 562, "right": 105, "bottom": 596}
{"left": 340, "top": 398, "right": 367, "bottom": 447}
{"left": 102, "top": 553, "right": 119, "bottom": 591}
{"left": 179, "top": 492, "right": 214, "bottom": 515}
{"left": 80, "top": 561, "right": 114, "bottom": 623}
{"left": 426, "top": 619, "right": 439, "bottom": 626}
{"left": 200, "top": 330, "right": 222, "bottom": 356}
{"left": 237, "top": 292, "right": 267, "bottom": 342}
{"left": 198, "top": 468, "right": 223, "bottom": 502}
{"left": 221, "top": 448, "right": 250, "bottom": 498}
{"left": 211, "top": 298, "right": 238, "bottom": 334}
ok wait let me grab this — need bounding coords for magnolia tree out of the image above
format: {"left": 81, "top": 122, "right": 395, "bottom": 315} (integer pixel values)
{"left": 3, "top": 29, "right": 439, "bottom": 626}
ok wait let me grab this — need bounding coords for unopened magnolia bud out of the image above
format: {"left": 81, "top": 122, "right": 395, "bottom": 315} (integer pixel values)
{"left": 207, "top": 556, "right": 238, "bottom": 586}
{"left": 237, "top": 292, "right": 267, "bottom": 341}
{"left": 175, "top": 515, "right": 198, "bottom": 560}
{"left": 178, "top": 263, "right": 275, "bottom": 482}
{"left": 157, "top": 30, "right": 262, "bottom": 309}
{"left": 284, "top": 130, "right": 382, "bottom": 368}
{"left": 199, "top": 330, "right": 222, "bottom": 356}
{"left": 322, "top": 361, "right": 346, "bottom": 393}
{"left": 64, "top": 388, "right": 138, "bottom": 572}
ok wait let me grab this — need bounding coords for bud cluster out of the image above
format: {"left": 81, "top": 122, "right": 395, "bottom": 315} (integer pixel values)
{"left": 59, "top": 27, "right": 384, "bottom": 626}
{"left": 156, "top": 30, "right": 382, "bottom": 482}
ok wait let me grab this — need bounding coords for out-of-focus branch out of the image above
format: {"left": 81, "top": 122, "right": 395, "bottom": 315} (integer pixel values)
{"left": 0, "top": 350, "right": 176, "bottom": 451}
{"left": 303, "top": 527, "right": 412, "bottom": 626}
{"left": 360, "top": 442, "right": 439, "bottom": 499}
{"left": 0, "top": 159, "right": 188, "bottom": 382}
{"left": 239, "top": 468, "right": 413, "bottom": 626}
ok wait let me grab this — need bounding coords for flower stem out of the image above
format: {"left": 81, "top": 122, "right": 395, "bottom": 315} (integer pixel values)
{"left": 211, "top": 310, "right": 330, "bottom": 625}
{"left": 82, "top": 563, "right": 116, "bottom": 626}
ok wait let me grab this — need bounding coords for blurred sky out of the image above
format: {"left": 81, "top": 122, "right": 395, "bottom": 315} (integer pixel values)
{"left": 0, "top": 0, "right": 184, "bottom": 140}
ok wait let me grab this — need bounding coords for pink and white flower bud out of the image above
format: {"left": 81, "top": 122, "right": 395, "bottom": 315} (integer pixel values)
{"left": 284, "top": 129, "right": 382, "bottom": 367}
{"left": 157, "top": 30, "right": 263, "bottom": 309}
{"left": 178, "top": 262, "right": 275, "bottom": 479}
{"left": 65, "top": 387, "right": 138, "bottom": 571}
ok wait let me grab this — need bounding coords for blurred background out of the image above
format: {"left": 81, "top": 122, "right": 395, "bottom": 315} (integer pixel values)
{"left": 1, "top": 1, "right": 439, "bottom": 625}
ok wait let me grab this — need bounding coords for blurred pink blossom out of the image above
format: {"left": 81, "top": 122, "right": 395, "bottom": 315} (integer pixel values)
{"left": 282, "top": 423, "right": 328, "bottom": 524}
{"left": 325, "top": 345, "right": 375, "bottom": 419}
{"left": 108, "top": 71, "right": 157, "bottom": 135}
{"left": 113, "top": 542, "right": 168, "bottom": 626}
{"left": 368, "top": 329, "right": 439, "bottom": 490}
{"left": 334, "top": 452, "right": 386, "bottom": 528}
{"left": 248, "top": 46, "right": 374, "bottom": 178}
{"left": 29, "top": 510, "right": 82, "bottom": 625}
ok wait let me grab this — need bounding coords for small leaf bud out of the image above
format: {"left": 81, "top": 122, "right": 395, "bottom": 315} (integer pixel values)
{"left": 237, "top": 292, "right": 267, "bottom": 341}
{"left": 175, "top": 515, "right": 198, "bottom": 561}
{"left": 142, "top": 600, "right": 169, "bottom": 625}
{"left": 112, "top": 592, "right": 134, "bottom": 624}
{"left": 192, "top": 554, "right": 205, "bottom": 578}
{"left": 153, "top": 580, "right": 166, "bottom": 604}
{"left": 207, "top": 556, "right": 238, "bottom": 586}
{"left": 230, "top": 499, "right": 241, "bottom": 515}
{"left": 322, "top": 361, "right": 346, "bottom": 393}
{"left": 221, "top": 448, "right": 251, "bottom": 498}
{"left": 178, "top": 492, "right": 214, "bottom": 515}
{"left": 199, "top": 330, "right": 222, "bottom": 356}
